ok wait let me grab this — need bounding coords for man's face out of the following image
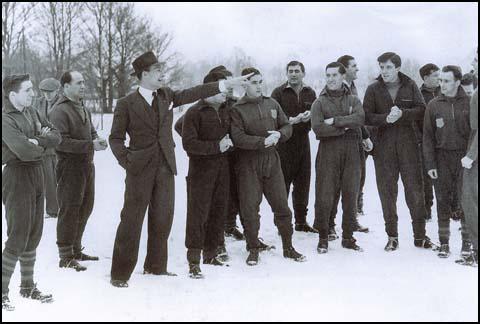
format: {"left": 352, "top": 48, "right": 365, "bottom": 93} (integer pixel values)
{"left": 326, "top": 67, "right": 344, "bottom": 91}
{"left": 206, "top": 81, "right": 228, "bottom": 105}
{"left": 345, "top": 59, "right": 359, "bottom": 81}
{"left": 42, "top": 89, "right": 58, "bottom": 102}
{"left": 440, "top": 71, "right": 460, "bottom": 97}
{"left": 243, "top": 74, "right": 263, "bottom": 98}
{"left": 10, "top": 80, "right": 35, "bottom": 108}
{"left": 472, "top": 52, "right": 478, "bottom": 77}
{"left": 287, "top": 65, "right": 305, "bottom": 86}
{"left": 65, "top": 72, "right": 85, "bottom": 100}
{"left": 379, "top": 60, "right": 400, "bottom": 83}
{"left": 462, "top": 84, "right": 475, "bottom": 97}
{"left": 142, "top": 65, "right": 164, "bottom": 89}
{"left": 424, "top": 70, "right": 440, "bottom": 88}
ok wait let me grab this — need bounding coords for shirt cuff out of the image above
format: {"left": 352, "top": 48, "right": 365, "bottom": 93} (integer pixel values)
{"left": 218, "top": 80, "right": 227, "bottom": 92}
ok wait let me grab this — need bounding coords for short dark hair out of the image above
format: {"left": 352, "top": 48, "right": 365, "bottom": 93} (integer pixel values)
{"left": 3, "top": 74, "right": 30, "bottom": 99}
{"left": 60, "top": 71, "right": 73, "bottom": 86}
{"left": 241, "top": 67, "right": 261, "bottom": 80}
{"left": 377, "top": 52, "right": 402, "bottom": 68}
{"left": 209, "top": 65, "right": 233, "bottom": 77}
{"left": 461, "top": 73, "right": 475, "bottom": 86}
{"left": 442, "top": 65, "right": 463, "bottom": 81}
{"left": 337, "top": 55, "right": 355, "bottom": 69}
{"left": 325, "top": 62, "right": 346, "bottom": 74}
{"left": 203, "top": 71, "right": 227, "bottom": 84}
{"left": 419, "top": 63, "right": 440, "bottom": 80}
{"left": 286, "top": 61, "right": 305, "bottom": 73}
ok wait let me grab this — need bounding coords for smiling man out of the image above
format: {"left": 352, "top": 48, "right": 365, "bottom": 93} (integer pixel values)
{"left": 311, "top": 62, "right": 365, "bottom": 254}
{"left": 109, "top": 52, "right": 253, "bottom": 287}
{"left": 363, "top": 52, "right": 432, "bottom": 252}
{"left": 271, "top": 61, "right": 317, "bottom": 234}
{"left": 230, "top": 67, "right": 306, "bottom": 266}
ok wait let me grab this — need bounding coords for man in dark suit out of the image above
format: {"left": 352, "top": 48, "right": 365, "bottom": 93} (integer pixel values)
{"left": 109, "top": 51, "right": 252, "bottom": 287}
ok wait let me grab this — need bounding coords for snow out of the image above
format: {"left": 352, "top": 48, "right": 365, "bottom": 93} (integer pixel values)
{"left": 2, "top": 113, "right": 478, "bottom": 322}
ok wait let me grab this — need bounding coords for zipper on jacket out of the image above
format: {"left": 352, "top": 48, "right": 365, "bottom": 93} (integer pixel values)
{"left": 451, "top": 103, "right": 455, "bottom": 121}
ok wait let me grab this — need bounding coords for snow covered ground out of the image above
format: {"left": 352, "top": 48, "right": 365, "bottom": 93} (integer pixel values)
{"left": 2, "top": 113, "right": 478, "bottom": 322}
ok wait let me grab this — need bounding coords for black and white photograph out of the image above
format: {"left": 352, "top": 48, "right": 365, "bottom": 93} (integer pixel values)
{"left": 1, "top": 2, "right": 478, "bottom": 322}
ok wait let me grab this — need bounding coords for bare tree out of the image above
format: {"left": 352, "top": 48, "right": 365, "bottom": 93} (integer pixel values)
{"left": 112, "top": 3, "right": 181, "bottom": 98}
{"left": 36, "top": 2, "right": 84, "bottom": 78}
{"left": 2, "top": 2, "right": 35, "bottom": 76}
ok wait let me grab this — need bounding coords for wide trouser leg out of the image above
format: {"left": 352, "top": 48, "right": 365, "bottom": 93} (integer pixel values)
{"left": 263, "top": 153, "right": 293, "bottom": 246}
{"left": 56, "top": 159, "right": 88, "bottom": 259}
{"left": 341, "top": 140, "right": 361, "bottom": 239}
{"left": 204, "top": 159, "right": 230, "bottom": 260}
{"left": 373, "top": 135, "right": 400, "bottom": 238}
{"left": 292, "top": 137, "right": 311, "bottom": 225}
{"left": 144, "top": 160, "right": 175, "bottom": 274}
{"left": 398, "top": 136, "right": 427, "bottom": 240}
{"left": 314, "top": 141, "right": 342, "bottom": 240}
{"left": 2, "top": 164, "right": 44, "bottom": 292}
{"left": 236, "top": 159, "right": 263, "bottom": 250}
{"left": 433, "top": 152, "right": 454, "bottom": 244}
{"left": 110, "top": 166, "right": 156, "bottom": 281}
{"left": 73, "top": 163, "right": 95, "bottom": 254}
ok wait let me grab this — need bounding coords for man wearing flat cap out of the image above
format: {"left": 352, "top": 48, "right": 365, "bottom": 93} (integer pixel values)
{"left": 35, "top": 77, "right": 61, "bottom": 219}
{"left": 109, "top": 51, "right": 252, "bottom": 287}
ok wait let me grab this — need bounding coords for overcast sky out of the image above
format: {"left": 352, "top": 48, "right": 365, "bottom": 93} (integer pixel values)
{"left": 135, "top": 2, "right": 478, "bottom": 73}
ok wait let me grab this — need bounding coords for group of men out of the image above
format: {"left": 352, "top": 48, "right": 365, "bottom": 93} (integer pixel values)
{"left": 1, "top": 48, "right": 478, "bottom": 310}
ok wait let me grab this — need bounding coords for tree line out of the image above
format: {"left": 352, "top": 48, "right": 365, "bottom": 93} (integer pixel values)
{"left": 2, "top": 2, "right": 183, "bottom": 113}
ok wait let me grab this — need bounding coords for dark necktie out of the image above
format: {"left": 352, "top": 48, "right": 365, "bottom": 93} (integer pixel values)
{"left": 152, "top": 92, "right": 158, "bottom": 108}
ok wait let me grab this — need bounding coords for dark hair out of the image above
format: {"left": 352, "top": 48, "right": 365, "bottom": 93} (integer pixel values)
{"left": 203, "top": 71, "right": 227, "bottom": 84}
{"left": 442, "top": 65, "right": 463, "bottom": 81}
{"left": 209, "top": 65, "right": 233, "bottom": 77}
{"left": 60, "top": 71, "right": 73, "bottom": 86}
{"left": 461, "top": 73, "right": 475, "bottom": 86}
{"left": 3, "top": 74, "right": 30, "bottom": 99}
{"left": 286, "top": 61, "right": 305, "bottom": 73}
{"left": 325, "top": 62, "right": 346, "bottom": 74}
{"left": 419, "top": 63, "right": 440, "bottom": 80}
{"left": 241, "top": 67, "right": 261, "bottom": 80}
{"left": 337, "top": 55, "right": 355, "bottom": 69}
{"left": 377, "top": 52, "right": 402, "bottom": 68}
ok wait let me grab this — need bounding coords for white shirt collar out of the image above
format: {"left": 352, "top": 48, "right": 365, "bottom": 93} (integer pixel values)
{"left": 138, "top": 86, "right": 156, "bottom": 106}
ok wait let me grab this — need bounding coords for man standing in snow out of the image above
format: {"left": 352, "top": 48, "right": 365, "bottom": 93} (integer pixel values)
{"left": 50, "top": 71, "right": 108, "bottom": 272}
{"left": 34, "top": 77, "right": 61, "bottom": 219}
{"left": 418, "top": 63, "right": 441, "bottom": 221}
{"left": 271, "top": 61, "right": 318, "bottom": 234}
{"left": 363, "top": 52, "right": 433, "bottom": 252}
{"left": 311, "top": 62, "right": 365, "bottom": 254}
{"left": 423, "top": 65, "right": 472, "bottom": 259}
{"left": 2, "top": 74, "right": 60, "bottom": 310}
{"left": 109, "top": 51, "right": 253, "bottom": 287}
{"left": 182, "top": 69, "right": 234, "bottom": 278}
{"left": 230, "top": 67, "right": 306, "bottom": 266}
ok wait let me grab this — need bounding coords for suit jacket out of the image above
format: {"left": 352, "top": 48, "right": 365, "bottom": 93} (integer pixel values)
{"left": 109, "top": 83, "right": 221, "bottom": 175}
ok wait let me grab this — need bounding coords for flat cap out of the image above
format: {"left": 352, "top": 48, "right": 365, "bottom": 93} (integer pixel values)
{"left": 39, "top": 78, "right": 61, "bottom": 91}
